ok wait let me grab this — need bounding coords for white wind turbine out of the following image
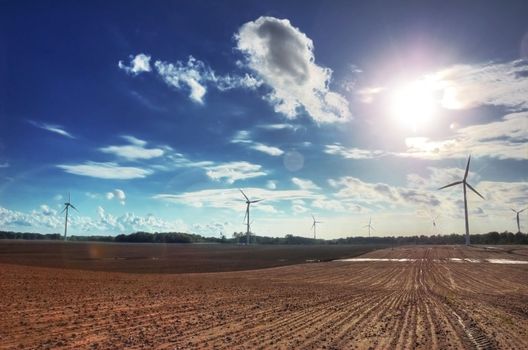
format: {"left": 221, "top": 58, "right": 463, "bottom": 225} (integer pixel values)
{"left": 239, "top": 189, "right": 263, "bottom": 245}
{"left": 511, "top": 207, "right": 526, "bottom": 233}
{"left": 311, "top": 215, "right": 322, "bottom": 239}
{"left": 60, "top": 193, "right": 78, "bottom": 241}
{"left": 364, "top": 217, "right": 375, "bottom": 238}
{"left": 438, "top": 156, "right": 484, "bottom": 246}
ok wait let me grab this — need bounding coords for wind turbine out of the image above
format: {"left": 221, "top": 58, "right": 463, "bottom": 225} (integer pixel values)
{"left": 60, "top": 193, "right": 78, "bottom": 241}
{"left": 511, "top": 208, "right": 526, "bottom": 233}
{"left": 311, "top": 215, "right": 322, "bottom": 239}
{"left": 429, "top": 212, "right": 439, "bottom": 234}
{"left": 364, "top": 217, "right": 375, "bottom": 238}
{"left": 239, "top": 189, "right": 263, "bottom": 245}
{"left": 438, "top": 155, "right": 484, "bottom": 246}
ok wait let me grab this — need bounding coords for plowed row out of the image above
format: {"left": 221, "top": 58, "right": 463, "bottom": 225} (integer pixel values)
{"left": 1, "top": 245, "right": 527, "bottom": 349}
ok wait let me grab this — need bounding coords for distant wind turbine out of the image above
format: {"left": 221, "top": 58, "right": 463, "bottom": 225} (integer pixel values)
{"left": 60, "top": 193, "right": 78, "bottom": 241}
{"left": 239, "top": 189, "right": 263, "bottom": 245}
{"left": 311, "top": 215, "right": 322, "bottom": 239}
{"left": 438, "top": 155, "right": 484, "bottom": 246}
{"left": 429, "top": 213, "right": 439, "bottom": 234}
{"left": 511, "top": 208, "right": 526, "bottom": 233}
{"left": 364, "top": 217, "right": 375, "bottom": 237}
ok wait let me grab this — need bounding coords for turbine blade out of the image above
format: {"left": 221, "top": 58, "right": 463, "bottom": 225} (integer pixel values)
{"left": 464, "top": 155, "right": 471, "bottom": 180}
{"left": 70, "top": 204, "right": 79, "bottom": 212}
{"left": 68, "top": 192, "right": 71, "bottom": 203}
{"left": 466, "top": 183, "right": 484, "bottom": 200}
{"left": 312, "top": 214, "right": 315, "bottom": 221}
{"left": 519, "top": 208, "right": 527, "bottom": 214}
{"left": 60, "top": 206, "right": 66, "bottom": 214}
{"left": 250, "top": 199, "right": 263, "bottom": 203}
{"left": 239, "top": 189, "right": 249, "bottom": 201}
{"left": 438, "top": 181, "right": 462, "bottom": 190}
{"left": 243, "top": 209, "right": 248, "bottom": 224}
{"left": 511, "top": 208, "right": 517, "bottom": 213}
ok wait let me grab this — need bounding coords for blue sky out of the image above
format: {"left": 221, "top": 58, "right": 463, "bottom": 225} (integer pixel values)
{"left": 1, "top": 0, "right": 527, "bottom": 237}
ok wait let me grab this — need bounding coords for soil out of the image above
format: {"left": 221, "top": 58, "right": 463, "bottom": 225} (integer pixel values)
{"left": 1, "top": 243, "right": 527, "bottom": 349}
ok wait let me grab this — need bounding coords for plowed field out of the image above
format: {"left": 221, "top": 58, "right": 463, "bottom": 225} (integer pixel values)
{"left": 1, "top": 244, "right": 527, "bottom": 349}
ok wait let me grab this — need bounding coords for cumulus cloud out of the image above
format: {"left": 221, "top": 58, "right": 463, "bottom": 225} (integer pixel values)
{"left": 28, "top": 120, "right": 75, "bottom": 138}
{"left": 106, "top": 189, "right": 126, "bottom": 205}
{"left": 57, "top": 162, "right": 152, "bottom": 180}
{"left": 235, "top": 16, "right": 351, "bottom": 123}
{"left": 118, "top": 53, "right": 152, "bottom": 75}
{"left": 100, "top": 135, "right": 165, "bottom": 160}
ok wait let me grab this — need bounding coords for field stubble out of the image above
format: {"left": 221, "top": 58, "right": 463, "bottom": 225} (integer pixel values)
{"left": 0, "top": 243, "right": 527, "bottom": 349}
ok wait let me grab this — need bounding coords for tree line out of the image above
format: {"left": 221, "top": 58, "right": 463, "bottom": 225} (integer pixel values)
{"left": 1, "top": 230, "right": 527, "bottom": 245}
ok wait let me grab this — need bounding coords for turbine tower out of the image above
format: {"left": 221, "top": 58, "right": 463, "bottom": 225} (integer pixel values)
{"left": 311, "top": 215, "right": 322, "bottom": 239}
{"left": 239, "top": 189, "right": 262, "bottom": 245}
{"left": 438, "top": 155, "right": 484, "bottom": 246}
{"left": 364, "top": 217, "right": 375, "bottom": 238}
{"left": 511, "top": 208, "right": 526, "bottom": 233}
{"left": 60, "top": 193, "right": 78, "bottom": 241}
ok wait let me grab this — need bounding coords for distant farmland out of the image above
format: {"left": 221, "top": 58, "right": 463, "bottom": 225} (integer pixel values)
{"left": 0, "top": 240, "right": 384, "bottom": 273}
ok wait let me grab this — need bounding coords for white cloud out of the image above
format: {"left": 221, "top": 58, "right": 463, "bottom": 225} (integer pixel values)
{"left": 235, "top": 16, "right": 351, "bottom": 124}
{"left": 28, "top": 120, "right": 75, "bottom": 138}
{"left": 257, "top": 123, "right": 300, "bottom": 131}
{"left": 100, "top": 135, "right": 164, "bottom": 160}
{"left": 325, "top": 143, "right": 386, "bottom": 159}
{"left": 204, "top": 161, "right": 266, "bottom": 184}
{"left": 106, "top": 189, "right": 126, "bottom": 205}
{"left": 431, "top": 59, "right": 528, "bottom": 110}
{"left": 329, "top": 176, "right": 442, "bottom": 208}
{"left": 153, "top": 56, "right": 261, "bottom": 104}
{"left": 231, "top": 130, "right": 284, "bottom": 156}
{"left": 292, "top": 177, "right": 321, "bottom": 191}
{"left": 57, "top": 162, "right": 152, "bottom": 180}
{"left": 154, "top": 187, "right": 321, "bottom": 210}
{"left": 266, "top": 180, "right": 277, "bottom": 190}
{"left": 118, "top": 53, "right": 152, "bottom": 75}
{"left": 400, "top": 112, "right": 528, "bottom": 160}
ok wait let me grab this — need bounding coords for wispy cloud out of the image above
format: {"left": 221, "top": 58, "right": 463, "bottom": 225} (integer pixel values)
{"left": 204, "top": 161, "right": 266, "bottom": 184}
{"left": 325, "top": 143, "right": 385, "bottom": 160}
{"left": 236, "top": 16, "right": 351, "bottom": 124}
{"left": 118, "top": 53, "right": 152, "bottom": 75}
{"left": 28, "top": 120, "right": 75, "bottom": 138}
{"left": 432, "top": 59, "right": 528, "bottom": 110}
{"left": 153, "top": 187, "right": 321, "bottom": 210}
{"left": 57, "top": 162, "right": 152, "bottom": 180}
{"left": 0, "top": 162, "right": 9, "bottom": 168}
{"left": 120, "top": 54, "right": 261, "bottom": 104}
{"left": 231, "top": 130, "right": 284, "bottom": 156}
{"left": 292, "top": 177, "right": 321, "bottom": 191}
{"left": 401, "top": 112, "right": 528, "bottom": 160}
{"left": 99, "top": 135, "right": 165, "bottom": 160}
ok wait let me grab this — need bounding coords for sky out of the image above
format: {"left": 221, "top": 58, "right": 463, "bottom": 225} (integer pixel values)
{"left": 0, "top": 0, "right": 527, "bottom": 238}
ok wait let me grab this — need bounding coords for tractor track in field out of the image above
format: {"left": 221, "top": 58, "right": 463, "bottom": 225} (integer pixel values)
{"left": 1, "top": 245, "right": 527, "bottom": 349}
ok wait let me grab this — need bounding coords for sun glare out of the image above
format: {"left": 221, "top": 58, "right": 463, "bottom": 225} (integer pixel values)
{"left": 390, "top": 81, "right": 437, "bottom": 131}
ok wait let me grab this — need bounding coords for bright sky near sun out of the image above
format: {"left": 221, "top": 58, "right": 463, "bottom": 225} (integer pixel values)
{"left": 1, "top": 0, "right": 527, "bottom": 238}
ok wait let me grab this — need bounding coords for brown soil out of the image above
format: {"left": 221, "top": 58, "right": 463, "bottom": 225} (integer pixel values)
{"left": 1, "top": 244, "right": 527, "bottom": 349}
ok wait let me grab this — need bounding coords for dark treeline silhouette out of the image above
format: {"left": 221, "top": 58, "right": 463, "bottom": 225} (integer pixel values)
{"left": 1, "top": 230, "right": 527, "bottom": 245}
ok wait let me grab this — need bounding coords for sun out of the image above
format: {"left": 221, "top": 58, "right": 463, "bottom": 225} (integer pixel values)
{"left": 390, "top": 80, "right": 437, "bottom": 131}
